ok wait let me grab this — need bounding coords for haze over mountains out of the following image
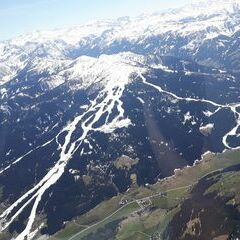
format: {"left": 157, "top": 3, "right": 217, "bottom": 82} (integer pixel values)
{"left": 0, "top": 0, "right": 240, "bottom": 239}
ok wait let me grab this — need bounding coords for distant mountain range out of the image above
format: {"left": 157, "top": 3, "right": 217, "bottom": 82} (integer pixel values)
{"left": 1, "top": 0, "right": 240, "bottom": 85}
{"left": 0, "top": 0, "right": 240, "bottom": 239}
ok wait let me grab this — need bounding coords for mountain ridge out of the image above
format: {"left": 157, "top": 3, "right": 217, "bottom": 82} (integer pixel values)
{"left": 1, "top": 0, "right": 240, "bottom": 85}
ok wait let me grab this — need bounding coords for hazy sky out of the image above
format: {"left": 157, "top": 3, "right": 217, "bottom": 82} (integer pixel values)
{"left": 0, "top": 0, "right": 192, "bottom": 40}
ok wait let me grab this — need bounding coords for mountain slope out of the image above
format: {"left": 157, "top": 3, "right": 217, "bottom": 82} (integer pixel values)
{"left": 49, "top": 150, "right": 240, "bottom": 240}
{"left": 0, "top": 1, "right": 240, "bottom": 239}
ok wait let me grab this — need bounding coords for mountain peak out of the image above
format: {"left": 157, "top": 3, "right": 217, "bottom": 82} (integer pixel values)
{"left": 189, "top": 0, "right": 240, "bottom": 13}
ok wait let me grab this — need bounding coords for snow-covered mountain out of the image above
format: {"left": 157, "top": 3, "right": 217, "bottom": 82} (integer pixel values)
{"left": 1, "top": 0, "right": 240, "bottom": 85}
{"left": 0, "top": 1, "right": 240, "bottom": 240}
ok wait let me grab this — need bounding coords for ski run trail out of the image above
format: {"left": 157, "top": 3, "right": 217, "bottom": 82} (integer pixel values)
{"left": 0, "top": 68, "right": 240, "bottom": 240}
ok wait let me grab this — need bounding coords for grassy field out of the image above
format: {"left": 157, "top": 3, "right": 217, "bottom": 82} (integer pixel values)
{"left": 51, "top": 200, "right": 140, "bottom": 240}
{"left": 47, "top": 149, "right": 240, "bottom": 240}
{"left": 206, "top": 170, "right": 240, "bottom": 199}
